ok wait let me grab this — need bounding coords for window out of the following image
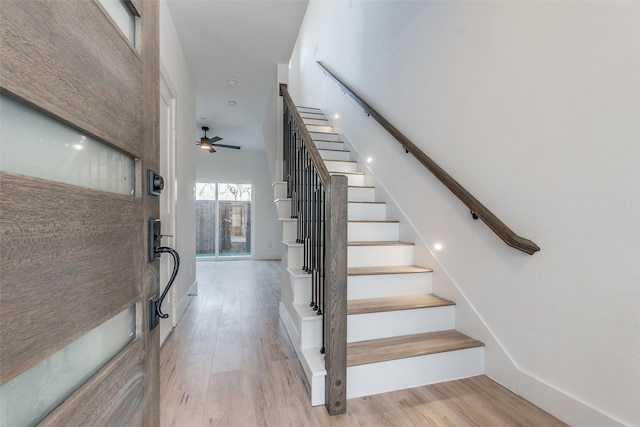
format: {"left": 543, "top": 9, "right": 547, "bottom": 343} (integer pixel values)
{"left": 98, "top": 0, "right": 138, "bottom": 49}
{"left": 196, "top": 182, "right": 252, "bottom": 258}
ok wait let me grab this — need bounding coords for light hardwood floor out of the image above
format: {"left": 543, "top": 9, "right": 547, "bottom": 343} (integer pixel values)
{"left": 160, "top": 260, "right": 566, "bottom": 426}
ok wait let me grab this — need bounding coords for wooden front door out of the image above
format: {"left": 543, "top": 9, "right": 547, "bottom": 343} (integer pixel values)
{"left": 1, "top": 0, "right": 161, "bottom": 425}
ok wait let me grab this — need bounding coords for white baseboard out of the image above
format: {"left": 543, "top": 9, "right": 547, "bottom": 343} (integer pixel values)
{"left": 279, "top": 302, "right": 326, "bottom": 407}
{"left": 343, "top": 138, "right": 628, "bottom": 426}
{"left": 254, "top": 252, "right": 281, "bottom": 260}
{"left": 279, "top": 301, "right": 300, "bottom": 351}
{"left": 512, "top": 370, "right": 628, "bottom": 427}
{"left": 175, "top": 279, "right": 197, "bottom": 325}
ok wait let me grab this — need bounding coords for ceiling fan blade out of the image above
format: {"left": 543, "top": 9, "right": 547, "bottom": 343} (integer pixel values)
{"left": 212, "top": 143, "right": 241, "bottom": 150}
{"left": 209, "top": 136, "right": 223, "bottom": 143}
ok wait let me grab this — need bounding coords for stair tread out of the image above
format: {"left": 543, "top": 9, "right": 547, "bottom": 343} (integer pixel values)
{"left": 330, "top": 171, "right": 364, "bottom": 175}
{"left": 318, "top": 148, "right": 350, "bottom": 153}
{"left": 348, "top": 265, "right": 432, "bottom": 275}
{"left": 347, "top": 330, "right": 484, "bottom": 367}
{"left": 348, "top": 294, "right": 454, "bottom": 315}
{"left": 324, "top": 159, "right": 357, "bottom": 164}
{"left": 349, "top": 220, "right": 398, "bottom": 223}
{"left": 348, "top": 241, "right": 414, "bottom": 246}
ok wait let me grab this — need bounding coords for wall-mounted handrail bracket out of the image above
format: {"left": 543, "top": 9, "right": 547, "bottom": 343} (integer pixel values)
{"left": 316, "top": 61, "right": 540, "bottom": 255}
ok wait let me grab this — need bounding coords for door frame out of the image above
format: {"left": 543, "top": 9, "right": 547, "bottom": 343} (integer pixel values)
{"left": 159, "top": 67, "right": 178, "bottom": 346}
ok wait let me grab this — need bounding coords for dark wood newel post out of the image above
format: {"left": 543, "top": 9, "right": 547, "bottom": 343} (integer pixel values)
{"left": 324, "top": 174, "right": 348, "bottom": 415}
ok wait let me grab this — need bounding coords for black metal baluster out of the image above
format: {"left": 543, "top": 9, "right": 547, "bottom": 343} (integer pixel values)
{"left": 319, "top": 183, "right": 326, "bottom": 354}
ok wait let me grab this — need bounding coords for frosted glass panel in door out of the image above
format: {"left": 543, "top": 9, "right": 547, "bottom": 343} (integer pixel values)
{"left": 0, "top": 94, "right": 135, "bottom": 196}
{"left": 0, "top": 306, "right": 135, "bottom": 427}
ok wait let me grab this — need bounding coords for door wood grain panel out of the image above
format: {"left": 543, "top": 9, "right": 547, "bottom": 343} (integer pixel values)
{"left": 39, "top": 340, "right": 145, "bottom": 427}
{"left": 0, "top": 0, "right": 143, "bottom": 156}
{"left": 0, "top": 172, "right": 142, "bottom": 384}
{"left": 0, "top": 0, "right": 160, "bottom": 422}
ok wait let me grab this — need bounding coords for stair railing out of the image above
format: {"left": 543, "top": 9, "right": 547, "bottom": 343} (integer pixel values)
{"left": 316, "top": 61, "right": 540, "bottom": 255}
{"left": 280, "top": 84, "right": 348, "bottom": 415}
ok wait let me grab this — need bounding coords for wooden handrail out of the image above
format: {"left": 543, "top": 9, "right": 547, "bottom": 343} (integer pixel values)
{"left": 316, "top": 61, "right": 540, "bottom": 255}
{"left": 280, "top": 84, "right": 331, "bottom": 186}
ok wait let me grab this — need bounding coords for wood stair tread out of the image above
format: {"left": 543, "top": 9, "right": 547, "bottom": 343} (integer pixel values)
{"left": 347, "top": 330, "right": 484, "bottom": 367}
{"left": 318, "top": 148, "right": 350, "bottom": 153}
{"left": 347, "top": 294, "right": 454, "bottom": 315}
{"left": 330, "top": 171, "right": 365, "bottom": 175}
{"left": 324, "top": 159, "right": 357, "bottom": 163}
{"left": 348, "top": 265, "right": 432, "bottom": 275}
{"left": 348, "top": 241, "right": 414, "bottom": 246}
{"left": 349, "top": 220, "right": 398, "bottom": 223}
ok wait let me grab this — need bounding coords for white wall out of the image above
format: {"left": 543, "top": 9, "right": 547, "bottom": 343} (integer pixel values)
{"left": 196, "top": 149, "right": 281, "bottom": 260}
{"left": 159, "top": 0, "right": 197, "bottom": 325}
{"left": 289, "top": 1, "right": 640, "bottom": 426}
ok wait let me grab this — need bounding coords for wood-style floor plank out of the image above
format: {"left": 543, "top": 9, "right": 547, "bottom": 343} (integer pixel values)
{"left": 160, "top": 260, "right": 566, "bottom": 427}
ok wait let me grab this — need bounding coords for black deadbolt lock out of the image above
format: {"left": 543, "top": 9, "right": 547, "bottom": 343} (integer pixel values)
{"left": 147, "top": 169, "right": 164, "bottom": 196}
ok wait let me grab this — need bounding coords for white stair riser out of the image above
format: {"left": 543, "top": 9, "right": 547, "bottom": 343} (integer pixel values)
{"left": 348, "top": 222, "right": 399, "bottom": 241}
{"left": 347, "top": 306, "right": 455, "bottom": 342}
{"left": 348, "top": 272, "right": 432, "bottom": 299}
{"left": 314, "top": 140, "right": 344, "bottom": 151}
{"left": 303, "top": 118, "right": 330, "bottom": 126}
{"left": 294, "top": 303, "right": 323, "bottom": 349}
{"left": 300, "top": 316, "right": 323, "bottom": 349}
{"left": 310, "top": 132, "right": 341, "bottom": 142}
{"left": 273, "top": 182, "right": 287, "bottom": 200}
{"left": 287, "top": 268, "right": 312, "bottom": 304}
{"left": 319, "top": 150, "right": 351, "bottom": 161}
{"left": 284, "top": 243, "right": 303, "bottom": 268}
{"left": 346, "top": 347, "right": 485, "bottom": 399}
{"left": 348, "top": 245, "right": 414, "bottom": 268}
{"left": 280, "top": 303, "right": 326, "bottom": 407}
{"left": 298, "top": 107, "right": 322, "bottom": 114}
{"left": 348, "top": 186, "right": 376, "bottom": 202}
{"left": 275, "top": 198, "right": 291, "bottom": 219}
{"left": 324, "top": 160, "right": 358, "bottom": 173}
{"left": 348, "top": 203, "right": 386, "bottom": 221}
{"left": 281, "top": 219, "right": 297, "bottom": 242}
{"left": 306, "top": 124, "right": 334, "bottom": 133}
{"left": 334, "top": 173, "right": 365, "bottom": 187}
{"left": 301, "top": 348, "right": 327, "bottom": 406}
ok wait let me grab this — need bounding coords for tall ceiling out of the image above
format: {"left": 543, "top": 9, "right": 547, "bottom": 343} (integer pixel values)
{"left": 167, "top": 0, "right": 309, "bottom": 151}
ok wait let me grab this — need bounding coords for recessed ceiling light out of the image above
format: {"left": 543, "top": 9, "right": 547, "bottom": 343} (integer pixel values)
{"left": 228, "top": 100, "right": 238, "bottom": 107}
{"left": 226, "top": 78, "right": 238, "bottom": 88}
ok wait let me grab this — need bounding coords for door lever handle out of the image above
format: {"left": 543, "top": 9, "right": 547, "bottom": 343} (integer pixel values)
{"left": 153, "top": 246, "right": 180, "bottom": 319}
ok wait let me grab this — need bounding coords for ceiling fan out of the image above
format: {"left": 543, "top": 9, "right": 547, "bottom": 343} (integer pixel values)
{"left": 196, "top": 126, "right": 241, "bottom": 153}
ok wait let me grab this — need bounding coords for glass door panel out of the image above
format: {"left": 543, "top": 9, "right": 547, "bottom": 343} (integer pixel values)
{"left": 219, "top": 201, "right": 251, "bottom": 256}
{"left": 196, "top": 200, "right": 216, "bottom": 256}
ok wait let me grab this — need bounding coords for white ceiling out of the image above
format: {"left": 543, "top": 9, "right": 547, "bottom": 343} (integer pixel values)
{"left": 166, "top": 0, "right": 309, "bottom": 151}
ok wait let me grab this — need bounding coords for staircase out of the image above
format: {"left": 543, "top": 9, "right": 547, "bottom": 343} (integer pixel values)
{"left": 274, "top": 106, "right": 484, "bottom": 406}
